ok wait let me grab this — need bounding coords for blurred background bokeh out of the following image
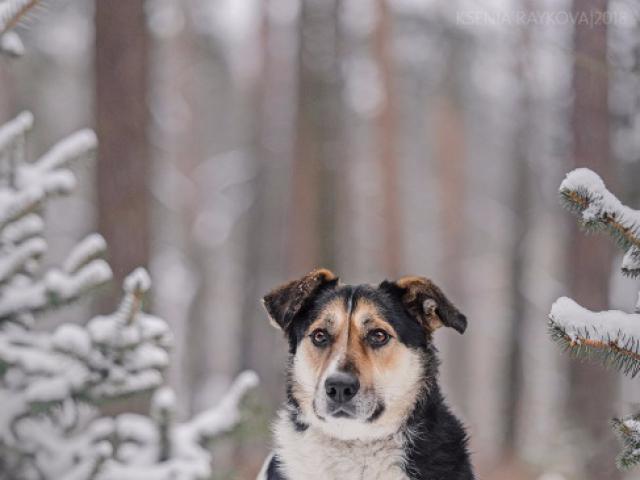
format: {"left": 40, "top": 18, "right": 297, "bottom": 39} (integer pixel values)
{"left": 2, "top": 0, "right": 640, "bottom": 478}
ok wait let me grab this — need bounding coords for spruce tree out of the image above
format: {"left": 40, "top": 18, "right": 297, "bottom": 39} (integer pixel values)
{"left": 0, "top": 4, "right": 258, "bottom": 478}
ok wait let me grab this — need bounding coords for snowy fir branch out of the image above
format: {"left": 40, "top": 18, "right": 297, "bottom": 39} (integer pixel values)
{"left": 559, "top": 168, "right": 640, "bottom": 270}
{"left": 0, "top": 0, "right": 38, "bottom": 35}
{"left": 0, "top": 0, "right": 39, "bottom": 57}
{"left": 551, "top": 168, "right": 640, "bottom": 469}
{"left": 622, "top": 246, "right": 640, "bottom": 278}
{"left": 0, "top": 113, "right": 259, "bottom": 479}
{"left": 612, "top": 414, "right": 640, "bottom": 470}
{"left": 96, "top": 371, "right": 259, "bottom": 480}
{"left": 549, "top": 297, "right": 640, "bottom": 377}
{"left": 0, "top": 113, "right": 104, "bottom": 323}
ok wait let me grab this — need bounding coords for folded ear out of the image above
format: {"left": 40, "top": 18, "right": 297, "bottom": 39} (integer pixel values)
{"left": 262, "top": 268, "right": 339, "bottom": 333}
{"left": 380, "top": 276, "right": 467, "bottom": 334}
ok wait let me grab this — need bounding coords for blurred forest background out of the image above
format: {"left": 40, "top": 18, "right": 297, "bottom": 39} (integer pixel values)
{"left": 2, "top": 0, "right": 640, "bottom": 479}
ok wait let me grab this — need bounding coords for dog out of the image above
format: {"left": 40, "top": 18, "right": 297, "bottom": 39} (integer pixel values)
{"left": 257, "top": 269, "right": 474, "bottom": 480}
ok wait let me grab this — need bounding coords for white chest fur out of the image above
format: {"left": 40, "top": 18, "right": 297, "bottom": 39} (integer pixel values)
{"left": 271, "top": 412, "right": 410, "bottom": 480}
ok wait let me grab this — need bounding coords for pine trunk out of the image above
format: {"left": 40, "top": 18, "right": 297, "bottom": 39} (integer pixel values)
{"left": 289, "top": 0, "right": 343, "bottom": 274}
{"left": 568, "top": 0, "right": 620, "bottom": 478}
{"left": 95, "top": 1, "right": 150, "bottom": 302}
{"left": 373, "top": 0, "right": 401, "bottom": 278}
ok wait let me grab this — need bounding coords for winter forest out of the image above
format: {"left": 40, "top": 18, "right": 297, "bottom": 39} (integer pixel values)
{"left": 1, "top": 0, "right": 640, "bottom": 479}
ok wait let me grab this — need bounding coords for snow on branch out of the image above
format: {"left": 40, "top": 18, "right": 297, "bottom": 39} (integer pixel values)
{"left": 0, "top": 0, "right": 38, "bottom": 35}
{"left": 15, "top": 128, "right": 97, "bottom": 196}
{"left": 0, "top": 30, "right": 22, "bottom": 56}
{"left": 560, "top": 168, "right": 640, "bottom": 270}
{"left": 612, "top": 414, "right": 640, "bottom": 470}
{"left": 1, "top": 213, "right": 43, "bottom": 245}
{"left": 0, "top": 253, "right": 112, "bottom": 319}
{"left": 0, "top": 113, "right": 96, "bottom": 232}
{"left": 0, "top": 114, "right": 106, "bottom": 322}
{"left": 0, "top": 270, "right": 171, "bottom": 411}
{"left": 0, "top": 110, "right": 32, "bottom": 153}
{"left": 552, "top": 168, "right": 640, "bottom": 469}
{"left": 0, "top": 112, "right": 260, "bottom": 479}
{"left": 180, "top": 370, "right": 259, "bottom": 442}
{"left": 0, "top": 0, "right": 38, "bottom": 58}
{"left": 0, "top": 236, "right": 45, "bottom": 283}
{"left": 549, "top": 297, "right": 640, "bottom": 377}
{"left": 623, "top": 246, "right": 640, "bottom": 278}
{"left": 97, "top": 371, "right": 259, "bottom": 480}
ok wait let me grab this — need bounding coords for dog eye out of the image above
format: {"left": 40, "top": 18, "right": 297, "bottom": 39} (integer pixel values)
{"left": 310, "top": 329, "right": 330, "bottom": 347}
{"left": 367, "top": 329, "right": 390, "bottom": 347}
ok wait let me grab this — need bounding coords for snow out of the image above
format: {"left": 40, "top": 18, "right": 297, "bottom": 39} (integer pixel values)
{"left": 0, "top": 113, "right": 259, "bottom": 479}
{"left": 0, "top": 30, "right": 24, "bottom": 57}
{"left": 0, "top": 186, "right": 43, "bottom": 229}
{"left": 1, "top": 213, "right": 45, "bottom": 244}
{"left": 124, "top": 267, "right": 151, "bottom": 293}
{"left": 152, "top": 386, "right": 176, "bottom": 414}
{"left": 549, "top": 296, "right": 640, "bottom": 349}
{"left": 0, "top": 0, "right": 35, "bottom": 34}
{"left": 15, "top": 129, "right": 97, "bottom": 196}
{"left": 622, "top": 246, "right": 640, "bottom": 276}
{"left": 63, "top": 233, "right": 107, "bottom": 274}
{"left": 182, "top": 370, "right": 258, "bottom": 439}
{"left": 0, "top": 236, "right": 46, "bottom": 282}
{"left": 52, "top": 324, "right": 91, "bottom": 358}
{"left": 44, "top": 259, "right": 113, "bottom": 302}
{"left": 96, "top": 371, "right": 259, "bottom": 480}
{"left": 560, "top": 168, "right": 640, "bottom": 245}
{"left": 28, "top": 129, "right": 97, "bottom": 172}
{"left": 0, "top": 111, "right": 33, "bottom": 153}
{"left": 624, "top": 418, "right": 640, "bottom": 433}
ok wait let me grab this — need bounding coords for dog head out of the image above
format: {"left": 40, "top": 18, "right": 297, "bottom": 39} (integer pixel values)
{"left": 263, "top": 268, "right": 467, "bottom": 441}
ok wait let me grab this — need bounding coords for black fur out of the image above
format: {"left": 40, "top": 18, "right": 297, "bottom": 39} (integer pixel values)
{"left": 264, "top": 276, "right": 475, "bottom": 480}
{"left": 402, "top": 385, "right": 474, "bottom": 479}
{"left": 266, "top": 455, "right": 287, "bottom": 480}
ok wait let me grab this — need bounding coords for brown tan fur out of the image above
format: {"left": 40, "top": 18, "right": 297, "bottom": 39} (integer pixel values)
{"left": 290, "top": 295, "right": 424, "bottom": 441}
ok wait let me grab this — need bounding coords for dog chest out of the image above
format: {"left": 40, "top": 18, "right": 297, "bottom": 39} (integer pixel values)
{"left": 273, "top": 416, "right": 410, "bottom": 480}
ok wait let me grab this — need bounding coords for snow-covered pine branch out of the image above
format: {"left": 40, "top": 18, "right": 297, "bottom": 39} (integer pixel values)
{"left": 0, "top": 111, "right": 259, "bottom": 479}
{"left": 612, "top": 414, "right": 640, "bottom": 469}
{"left": 550, "top": 167, "right": 640, "bottom": 469}
{"left": 0, "top": 0, "right": 38, "bottom": 57}
{"left": 549, "top": 297, "right": 640, "bottom": 377}
{"left": 0, "top": 0, "right": 37, "bottom": 34}
{"left": 97, "top": 371, "right": 259, "bottom": 480}
{"left": 560, "top": 168, "right": 640, "bottom": 276}
{"left": 0, "top": 113, "right": 106, "bottom": 323}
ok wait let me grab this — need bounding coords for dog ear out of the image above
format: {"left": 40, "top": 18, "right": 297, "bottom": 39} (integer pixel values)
{"left": 380, "top": 276, "right": 467, "bottom": 334}
{"left": 263, "top": 268, "right": 339, "bottom": 332}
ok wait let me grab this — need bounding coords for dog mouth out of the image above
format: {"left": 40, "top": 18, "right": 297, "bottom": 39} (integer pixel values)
{"left": 327, "top": 405, "right": 356, "bottom": 419}
{"left": 321, "top": 400, "right": 385, "bottom": 421}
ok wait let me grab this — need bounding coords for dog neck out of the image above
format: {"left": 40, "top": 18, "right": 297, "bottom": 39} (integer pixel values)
{"left": 273, "top": 406, "right": 411, "bottom": 480}
{"left": 271, "top": 383, "right": 473, "bottom": 480}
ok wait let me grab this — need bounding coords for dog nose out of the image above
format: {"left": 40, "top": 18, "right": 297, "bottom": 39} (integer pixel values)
{"left": 325, "top": 372, "right": 360, "bottom": 404}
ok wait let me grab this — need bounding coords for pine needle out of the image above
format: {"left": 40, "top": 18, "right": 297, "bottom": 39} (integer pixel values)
{"left": 560, "top": 188, "right": 640, "bottom": 253}
{"left": 613, "top": 415, "right": 640, "bottom": 469}
{"left": 549, "top": 323, "right": 640, "bottom": 377}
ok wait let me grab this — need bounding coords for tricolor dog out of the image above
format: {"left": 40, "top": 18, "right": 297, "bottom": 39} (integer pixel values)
{"left": 258, "top": 269, "right": 474, "bottom": 480}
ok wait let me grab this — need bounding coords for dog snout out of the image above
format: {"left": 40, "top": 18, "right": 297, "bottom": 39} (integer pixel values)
{"left": 325, "top": 372, "right": 360, "bottom": 404}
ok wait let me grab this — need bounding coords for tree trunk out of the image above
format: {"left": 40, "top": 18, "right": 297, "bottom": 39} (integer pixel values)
{"left": 435, "top": 41, "right": 469, "bottom": 412}
{"left": 95, "top": 1, "right": 150, "bottom": 301}
{"left": 503, "top": 0, "right": 533, "bottom": 456}
{"left": 239, "top": 0, "right": 300, "bottom": 404}
{"left": 568, "top": 1, "right": 620, "bottom": 478}
{"left": 373, "top": 0, "right": 401, "bottom": 278}
{"left": 288, "top": 0, "right": 343, "bottom": 274}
